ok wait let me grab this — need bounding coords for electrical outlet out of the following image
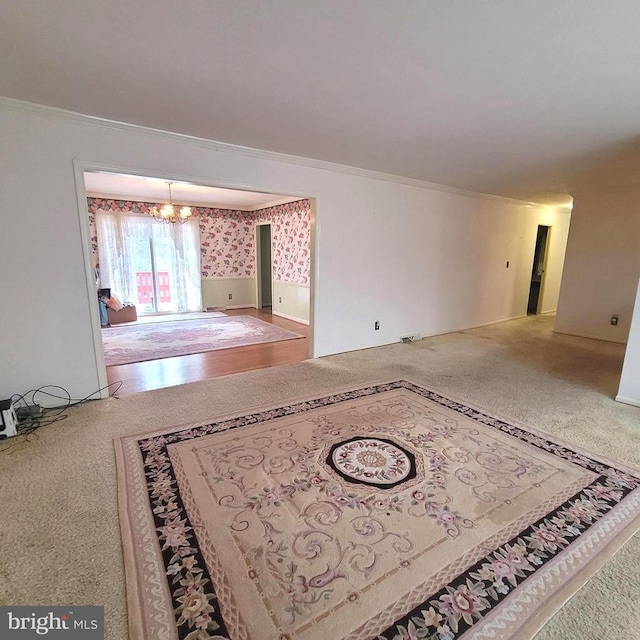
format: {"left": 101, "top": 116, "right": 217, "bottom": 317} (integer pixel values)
{"left": 228, "top": 293, "right": 233, "bottom": 300}
{"left": 374, "top": 321, "right": 380, "bottom": 330}
{"left": 611, "top": 315, "right": 619, "bottom": 326}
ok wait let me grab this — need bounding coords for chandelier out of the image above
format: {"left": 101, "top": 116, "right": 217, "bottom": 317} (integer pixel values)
{"left": 150, "top": 182, "right": 193, "bottom": 223}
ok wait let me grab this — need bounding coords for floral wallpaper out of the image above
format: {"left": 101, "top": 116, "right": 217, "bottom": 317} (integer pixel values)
{"left": 87, "top": 202, "right": 97, "bottom": 258}
{"left": 256, "top": 200, "right": 311, "bottom": 285}
{"left": 196, "top": 208, "right": 257, "bottom": 278}
{"left": 87, "top": 197, "right": 311, "bottom": 285}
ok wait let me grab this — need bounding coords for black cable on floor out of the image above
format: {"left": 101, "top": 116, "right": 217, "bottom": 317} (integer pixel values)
{"left": 1, "top": 380, "right": 123, "bottom": 449}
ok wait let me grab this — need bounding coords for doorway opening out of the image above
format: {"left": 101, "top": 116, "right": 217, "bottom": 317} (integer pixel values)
{"left": 256, "top": 223, "right": 273, "bottom": 309}
{"left": 527, "top": 225, "right": 551, "bottom": 314}
{"left": 78, "top": 168, "right": 315, "bottom": 394}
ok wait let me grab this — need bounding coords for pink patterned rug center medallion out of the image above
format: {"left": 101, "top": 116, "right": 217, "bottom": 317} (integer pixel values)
{"left": 328, "top": 437, "right": 417, "bottom": 487}
{"left": 114, "top": 381, "right": 640, "bottom": 640}
{"left": 102, "top": 315, "right": 303, "bottom": 366}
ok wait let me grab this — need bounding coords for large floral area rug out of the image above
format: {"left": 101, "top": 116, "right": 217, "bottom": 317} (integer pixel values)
{"left": 102, "top": 316, "right": 303, "bottom": 366}
{"left": 115, "top": 381, "right": 640, "bottom": 640}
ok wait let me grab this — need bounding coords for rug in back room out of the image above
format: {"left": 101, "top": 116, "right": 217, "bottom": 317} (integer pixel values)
{"left": 114, "top": 380, "right": 640, "bottom": 640}
{"left": 102, "top": 315, "right": 304, "bottom": 366}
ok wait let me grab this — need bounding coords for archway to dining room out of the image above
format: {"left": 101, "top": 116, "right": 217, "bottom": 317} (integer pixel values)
{"left": 80, "top": 169, "right": 315, "bottom": 395}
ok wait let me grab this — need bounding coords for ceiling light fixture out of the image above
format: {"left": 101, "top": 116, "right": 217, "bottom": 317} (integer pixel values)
{"left": 150, "top": 181, "right": 193, "bottom": 223}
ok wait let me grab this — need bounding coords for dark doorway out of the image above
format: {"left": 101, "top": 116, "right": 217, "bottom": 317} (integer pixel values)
{"left": 528, "top": 225, "right": 551, "bottom": 314}
{"left": 257, "top": 223, "right": 272, "bottom": 308}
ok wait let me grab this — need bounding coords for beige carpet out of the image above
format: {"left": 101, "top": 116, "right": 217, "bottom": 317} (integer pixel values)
{"left": 1, "top": 315, "right": 639, "bottom": 640}
{"left": 116, "top": 381, "right": 640, "bottom": 640}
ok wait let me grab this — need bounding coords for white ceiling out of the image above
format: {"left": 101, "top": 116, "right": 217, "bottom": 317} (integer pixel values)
{"left": 83, "top": 172, "right": 297, "bottom": 210}
{"left": 3, "top": 1, "right": 640, "bottom": 206}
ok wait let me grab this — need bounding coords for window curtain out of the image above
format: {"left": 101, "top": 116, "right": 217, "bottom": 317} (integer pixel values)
{"left": 96, "top": 212, "right": 202, "bottom": 313}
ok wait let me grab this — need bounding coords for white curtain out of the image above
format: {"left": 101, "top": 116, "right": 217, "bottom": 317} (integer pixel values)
{"left": 96, "top": 212, "right": 201, "bottom": 313}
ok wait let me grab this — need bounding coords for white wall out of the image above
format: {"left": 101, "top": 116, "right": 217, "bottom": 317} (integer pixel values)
{"left": 201, "top": 277, "right": 256, "bottom": 309}
{"left": 555, "top": 191, "right": 640, "bottom": 343}
{"left": 617, "top": 276, "right": 640, "bottom": 407}
{"left": 0, "top": 100, "right": 570, "bottom": 399}
{"left": 272, "top": 282, "right": 310, "bottom": 324}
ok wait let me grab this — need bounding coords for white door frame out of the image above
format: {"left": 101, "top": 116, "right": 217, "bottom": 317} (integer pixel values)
{"left": 73, "top": 160, "right": 316, "bottom": 398}
{"left": 73, "top": 161, "right": 109, "bottom": 397}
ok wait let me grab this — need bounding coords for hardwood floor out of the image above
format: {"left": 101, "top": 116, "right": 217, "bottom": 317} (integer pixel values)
{"left": 105, "top": 308, "right": 310, "bottom": 396}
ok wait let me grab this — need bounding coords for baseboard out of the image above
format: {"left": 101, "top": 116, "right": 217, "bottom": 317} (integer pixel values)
{"left": 553, "top": 329, "right": 627, "bottom": 345}
{"left": 615, "top": 395, "right": 640, "bottom": 408}
{"left": 468, "top": 314, "right": 528, "bottom": 330}
{"left": 272, "top": 311, "right": 309, "bottom": 325}
{"left": 444, "top": 314, "right": 528, "bottom": 336}
{"left": 224, "top": 304, "right": 255, "bottom": 310}
{"left": 404, "top": 314, "right": 527, "bottom": 342}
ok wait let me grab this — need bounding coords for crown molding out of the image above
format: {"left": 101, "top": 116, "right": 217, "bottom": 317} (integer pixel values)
{"left": 85, "top": 191, "right": 304, "bottom": 212}
{"left": 254, "top": 196, "right": 305, "bottom": 211}
{"left": 86, "top": 192, "right": 249, "bottom": 211}
{"left": 1, "top": 96, "right": 544, "bottom": 208}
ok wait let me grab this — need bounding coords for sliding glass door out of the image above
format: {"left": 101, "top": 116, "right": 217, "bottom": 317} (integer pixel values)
{"left": 96, "top": 213, "right": 201, "bottom": 315}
